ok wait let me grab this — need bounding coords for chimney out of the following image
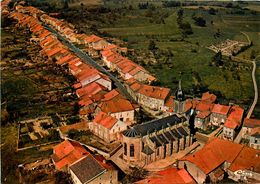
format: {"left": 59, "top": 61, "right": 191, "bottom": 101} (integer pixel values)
{"left": 103, "top": 159, "right": 106, "bottom": 164}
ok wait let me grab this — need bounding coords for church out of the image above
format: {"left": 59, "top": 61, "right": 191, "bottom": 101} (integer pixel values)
{"left": 122, "top": 114, "right": 192, "bottom": 166}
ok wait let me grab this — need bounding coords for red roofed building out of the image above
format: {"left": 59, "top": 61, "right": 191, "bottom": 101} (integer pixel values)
{"left": 242, "top": 118, "right": 260, "bottom": 142}
{"left": 196, "top": 101, "right": 214, "bottom": 113}
{"left": 135, "top": 168, "right": 196, "bottom": 184}
{"left": 201, "top": 91, "right": 217, "bottom": 103}
{"left": 69, "top": 154, "right": 118, "bottom": 184}
{"left": 125, "top": 79, "right": 170, "bottom": 111}
{"left": 179, "top": 138, "right": 244, "bottom": 183}
{"left": 195, "top": 111, "right": 211, "bottom": 130}
{"left": 76, "top": 82, "right": 105, "bottom": 98}
{"left": 228, "top": 146, "right": 260, "bottom": 182}
{"left": 210, "top": 104, "right": 231, "bottom": 126}
{"left": 223, "top": 106, "right": 244, "bottom": 141}
{"left": 51, "top": 140, "right": 89, "bottom": 171}
{"left": 84, "top": 34, "right": 109, "bottom": 50}
{"left": 89, "top": 111, "right": 127, "bottom": 142}
{"left": 97, "top": 94, "right": 136, "bottom": 125}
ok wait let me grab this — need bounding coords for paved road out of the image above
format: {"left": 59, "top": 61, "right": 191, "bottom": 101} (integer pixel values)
{"left": 44, "top": 24, "right": 135, "bottom": 102}
{"left": 246, "top": 59, "right": 258, "bottom": 118}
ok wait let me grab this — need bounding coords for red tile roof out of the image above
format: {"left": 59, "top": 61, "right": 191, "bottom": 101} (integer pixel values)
{"left": 243, "top": 118, "right": 260, "bottom": 128}
{"left": 224, "top": 106, "right": 244, "bottom": 129}
{"left": 135, "top": 168, "right": 196, "bottom": 184}
{"left": 129, "top": 80, "right": 170, "bottom": 100}
{"left": 212, "top": 104, "right": 230, "bottom": 115}
{"left": 196, "top": 111, "right": 211, "bottom": 119}
{"left": 229, "top": 146, "right": 260, "bottom": 173}
{"left": 76, "top": 82, "right": 105, "bottom": 98}
{"left": 201, "top": 92, "right": 217, "bottom": 103}
{"left": 94, "top": 111, "right": 118, "bottom": 129}
{"left": 196, "top": 102, "right": 214, "bottom": 112}
{"left": 85, "top": 34, "right": 103, "bottom": 43}
{"left": 52, "top": 140, "right": 89, "bottom": 170}
{"left": 181, "top": 138, "right": 243, "bottom": 175}
{"left": 99, "top": 97, "right": 134, "bottom": 113}
{"left": 102, "top": 89, "right": 120, "bottom": 101}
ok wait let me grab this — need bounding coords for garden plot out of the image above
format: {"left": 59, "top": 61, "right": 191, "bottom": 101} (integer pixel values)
{"left": 18, "top": 116, "right": 61, "bottom": 150}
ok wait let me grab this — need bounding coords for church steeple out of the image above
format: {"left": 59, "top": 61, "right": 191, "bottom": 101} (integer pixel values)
{"left": 176, "top": 79, "right": 184, "bottom": 101}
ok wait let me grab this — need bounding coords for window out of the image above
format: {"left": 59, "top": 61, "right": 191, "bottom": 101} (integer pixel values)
{"left": 124, "top": 143, "right": 127, "bottom": 155}
{"left": 120, "top": 118, "right": 123, "bottom": 121}
{"left": 157, "top": 148, "right": 159, "bottom": 156}
{"left": 130, "top": 144, "right": 135, "bottom": 157}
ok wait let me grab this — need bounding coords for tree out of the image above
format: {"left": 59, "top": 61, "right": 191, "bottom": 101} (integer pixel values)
{"left": 148, "top": 40, "right": 157, "bottom": 50}
{"left": 212, "top": 51, "right": 223, "bottom": 66}
{"left": 208, "top": 8, "right": 217, "bottom": 15}
{"left": 180, "top": 22, "right": 193, "bottom": 35}
{"left": 193, "top": 16, "right": 206, "bottom": 27}
{"left": 250, "top": 50, "right": 256, "bottom": 59}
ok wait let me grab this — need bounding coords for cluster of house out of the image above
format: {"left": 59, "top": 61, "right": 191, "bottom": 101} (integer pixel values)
{"left": 51, "top": 140, "right": 118, "bottom": 184}
{"left": 9, "top": 6, "right": 139, "bottom": 144}
{"left": 184, "top": 91, "right": 244, "bottom": 140}
{"left": 5, "top": 2, "right": 260, "bottom": 184}
{"left": 179, "top": 137, "right": 260, "bottom": 183}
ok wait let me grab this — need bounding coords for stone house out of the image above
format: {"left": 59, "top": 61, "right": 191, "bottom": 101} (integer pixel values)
{"left": 97, "top": 93, "right": 136, "bottom": 125}
{"left": 89, "top": 111, "right": 127, "bottom": 143}
{"left": 241, "top": 118, "right": 260, "bottom": 139}
{"left": 84, "top": 35, "right": 109, "bottom": 51}
{"left": 223, "top": 106, "right": 244, "bottom": 141}
{"left": 194, "top": 111, "right": 211, "bottom": 130}
{"left": 210, "top": 104, "right": 231, "bottom": 126}
{"left": 125, "top": 78, "right": 170, "bottom": 111}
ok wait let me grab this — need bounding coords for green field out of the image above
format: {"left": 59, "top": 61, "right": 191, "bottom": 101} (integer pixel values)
{"left": 93, "top": 2, "right": 260, "bottom": 111}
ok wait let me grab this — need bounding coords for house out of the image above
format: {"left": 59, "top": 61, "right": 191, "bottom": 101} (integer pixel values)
{"left": 210, "top": 104, "right": 231, "bottom": 126}
{"left": 73, "top": 62, "right": 112, "bottom": 90}
{"left": 69, "top": 155, "right": 118, "bottom": 184}
{"left": 241, "top": 118, "right": 260, "bottom": 139}
{"left": 125, "top": 79, "right": 170, "bottom": 111}
{"left": 122, "top": 115, "right": 191, "bottom": 166}
{"left": 179, "top": 138, "right": 241, "bottom": 183}
{"left": 195, "top": 101, "right": 214, "bottom": 113}
{"left": 249, "top": 127, "right": 260, "bottom": 150}
{"left": 227, "top": 146, "right": 260, "bottom": 182}
{"left": 51, "top": 140, "right": 89, "bottom": 171}
{"left": 84, "top": 35, "right": 109, "bottom": 50}
{"left": 89, "top": 111, "right": 127, "bottom": 142}
{"left": 97, "top": 94, "right": 136, "bottom": 124}
{"left": 135, "top": 168, "right": 196, "bottom": 184}
{"left": 223, "top": 106, "right": 244, "bottom": 141}
{"left": 76, "top": 82, "right": 105, "bottom": 98}
{"left": 180, "top": 138, "right": 260, "bottom": 183}
{"left": 194, "top": 111, "right": 211, "bottom": 130}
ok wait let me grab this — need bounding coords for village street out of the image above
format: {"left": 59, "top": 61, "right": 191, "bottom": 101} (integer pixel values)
{"left": 44, "top": 24, "right": 135, "bottom": 102}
